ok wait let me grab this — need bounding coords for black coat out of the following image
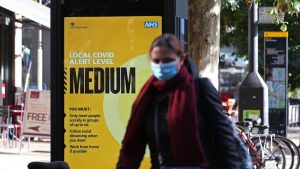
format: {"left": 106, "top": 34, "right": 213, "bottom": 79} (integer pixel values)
{"left": 117, "top": 56, "right": 239, "bottom": 169}
{"left": 116, "top": 77, "right": 240, "bottom": 169}
{"left": 195, "top": 77, "right": 239, "bottom": 169}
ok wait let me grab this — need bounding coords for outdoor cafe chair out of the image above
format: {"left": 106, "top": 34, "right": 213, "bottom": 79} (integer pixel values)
{"left": 9, "top": 105, "right": 24, "bottom": 147}
{"left": 0, "top": 105, "right": 24, "bottom": 148}
{"left": 0, "top": 105, "right": 15, "bottom": 148}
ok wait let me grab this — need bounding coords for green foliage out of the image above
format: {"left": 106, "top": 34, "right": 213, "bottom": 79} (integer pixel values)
{"left": 221, "top": 0, "right": 248, "bottom": 57}
{"left": 220, "top": 0, "right": 300, "bottom": 91}
{"left": 267, "top": 0, "right": 300, "bottom": 31}
{"left": 284, "top": 12, "right": 300, "bottom": 90}
{"left": 222, "top": 0, "right": 300, "bottom": 31}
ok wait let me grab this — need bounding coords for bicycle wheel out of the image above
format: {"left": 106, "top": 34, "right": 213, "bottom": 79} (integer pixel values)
{"left": 275, "top": 136, "right": 300, "bottom": 169}
{"left": 251, "top": 137, "right": 286, "bottom": 169}
{"left": 275, "top": 137, "right": 294, "bottom": 169}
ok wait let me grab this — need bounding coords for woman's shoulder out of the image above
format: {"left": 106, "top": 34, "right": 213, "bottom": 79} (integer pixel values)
{"left": 195, "top": 77, "right": 216, "bottom": 93}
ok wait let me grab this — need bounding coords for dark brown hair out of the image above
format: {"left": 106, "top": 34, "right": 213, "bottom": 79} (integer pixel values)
{"left": 149, "top": 34, "right": 199, "bottom": 78}
{"left": 149, "top": 33, "right": 183, "bottom": 56}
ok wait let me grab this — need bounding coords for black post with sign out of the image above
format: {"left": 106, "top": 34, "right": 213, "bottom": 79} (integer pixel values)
{"left": 239, "top": 0, "right": 269, "bottom": 125}
{"left": 264, "top": 32, "right": 288, "bottom": 136}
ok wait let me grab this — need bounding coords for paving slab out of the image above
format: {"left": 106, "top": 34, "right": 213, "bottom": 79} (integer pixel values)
{"left": 0, "top": 140, "right": 50, "bottom": 169}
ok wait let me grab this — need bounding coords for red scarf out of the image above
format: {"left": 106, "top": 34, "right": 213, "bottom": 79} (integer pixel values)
{"left": 121, "top": 66, "right": 207, "bottom": 168}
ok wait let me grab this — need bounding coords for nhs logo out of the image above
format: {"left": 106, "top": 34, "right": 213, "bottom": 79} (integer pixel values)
{"left": 144, "top": 21, "right": 159, "bottom": 28}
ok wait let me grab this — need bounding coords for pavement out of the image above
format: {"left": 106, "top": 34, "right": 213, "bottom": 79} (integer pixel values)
{"left": 0, "top": 128, "right": 299, "bottom": 169}
{"left": 0, "top": 138, "right": 50, "bottom": 169}
{"left": 287, "top": 127, "right": 300, "bottom": 147}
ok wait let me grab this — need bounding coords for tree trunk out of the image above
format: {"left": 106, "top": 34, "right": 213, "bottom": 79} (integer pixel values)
{"left": 188, "top": 0, "right": 221, "bottom": 89}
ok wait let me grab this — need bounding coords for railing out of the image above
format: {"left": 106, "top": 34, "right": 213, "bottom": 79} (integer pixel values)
{"left": 288, "top": 99, "right": 300, "bottom": 127}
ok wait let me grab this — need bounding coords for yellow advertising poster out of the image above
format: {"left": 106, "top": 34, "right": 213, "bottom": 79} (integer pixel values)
{"left": 64, "top": 16, "right": 161, "bottom": 169}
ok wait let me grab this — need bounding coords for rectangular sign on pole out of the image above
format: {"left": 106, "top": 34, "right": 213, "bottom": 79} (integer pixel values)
{"left": 23, "top": 90, "right": 51, "bottom": 136}
{"left": 259, "top": 7, "right": 285, "bottom": 24}
{"left": 64, "top": 16, "right": 161, "bottom": 169}
{"left": 264, "top": 32, "right": 288, "bottom": 136}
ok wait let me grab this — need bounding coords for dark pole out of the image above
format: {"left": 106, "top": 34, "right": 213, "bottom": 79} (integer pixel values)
{"left": 248, "top": 1, "right": 258, "bottom": 73}
{"left": 239, "top": 0, "right": 268, "bottom": 126}
{"left": 249, "top": 0, "right": 269, "bottom": 125}
{"left": 51, "top": 0, "right": 64, "bottom": 161}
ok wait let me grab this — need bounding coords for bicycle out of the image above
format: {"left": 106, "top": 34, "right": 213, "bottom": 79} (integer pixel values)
{"left": 235, "top": 120, "right": 286, "bottom": 169}
{"left": 249, "top": 119, "right": 300, "bottom": 169}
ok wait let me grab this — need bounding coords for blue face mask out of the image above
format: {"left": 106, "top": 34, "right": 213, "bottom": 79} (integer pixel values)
{"left": 151, "top": 60, "right": 179, "bottom": 80}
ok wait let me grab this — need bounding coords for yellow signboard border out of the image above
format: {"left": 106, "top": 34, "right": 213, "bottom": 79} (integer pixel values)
{"left": 264, "top": 32, "right": 288, "bottom": 38}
